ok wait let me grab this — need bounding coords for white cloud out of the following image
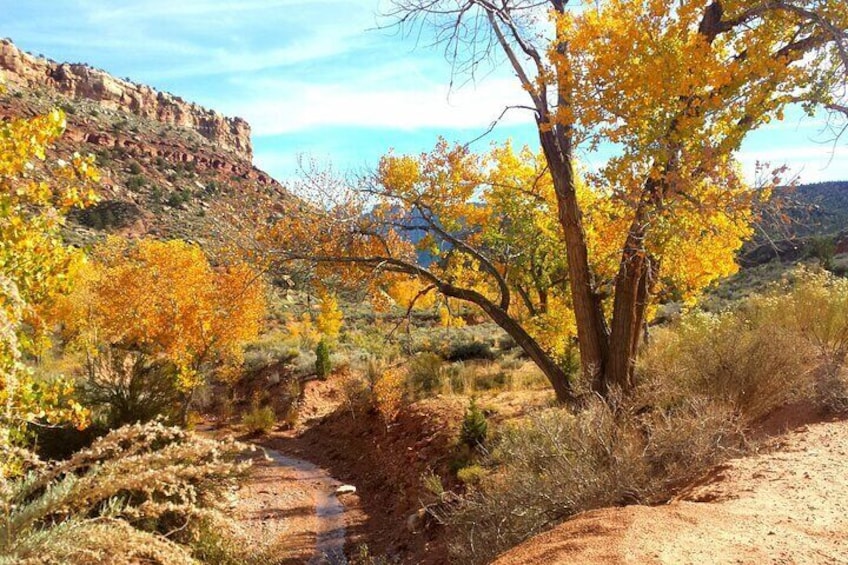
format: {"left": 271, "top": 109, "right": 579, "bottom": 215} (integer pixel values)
{"left": 227, "top": 73, "right": 531, "bottom": 135}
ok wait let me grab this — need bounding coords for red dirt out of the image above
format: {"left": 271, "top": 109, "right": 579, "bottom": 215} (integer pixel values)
{"left": 494, "top": 417, "right": 848, "bottom": 565}
{"left": 228, "top": 449, "right": 320, "bottom": 564}
{"left": 260, "top": 377, "right": 465, "bottom": 564}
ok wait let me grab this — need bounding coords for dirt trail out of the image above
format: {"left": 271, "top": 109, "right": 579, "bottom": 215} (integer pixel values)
{"left": 495, "top": 419, "right": 848, "bottom": 565}
{"left": 230, "top": 446, "right": 349, "bottom": 564}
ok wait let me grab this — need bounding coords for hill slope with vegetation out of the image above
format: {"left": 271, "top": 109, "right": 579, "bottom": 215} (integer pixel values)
{"left": 0, "top": 38, "right": 295, "bottom": 254}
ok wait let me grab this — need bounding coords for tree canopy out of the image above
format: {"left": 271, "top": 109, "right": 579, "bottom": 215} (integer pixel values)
{"left": 266, "top": 136, "right": 761, "bottom": 400}
{"left": 55, "top": 238, "right": 266, "bottom": 419}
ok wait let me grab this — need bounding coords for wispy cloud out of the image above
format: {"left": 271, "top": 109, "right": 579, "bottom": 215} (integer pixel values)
{"left": 227, "top": 74, "right": 529, "bottom": 135}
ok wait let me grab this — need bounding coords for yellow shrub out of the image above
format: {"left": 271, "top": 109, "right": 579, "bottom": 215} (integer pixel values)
{"left": 373, "top": 366, "right": 408, "bottom": 422}
{"left": 315, "top": 289, "right": 344, "bottom": 340}
{"left": 286, "top": 312, "right": 321, "bottom": 349}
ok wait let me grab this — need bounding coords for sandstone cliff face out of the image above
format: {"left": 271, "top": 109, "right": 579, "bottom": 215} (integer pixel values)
{"left": 0, "top": 38, "right": 252, "bottom": 160}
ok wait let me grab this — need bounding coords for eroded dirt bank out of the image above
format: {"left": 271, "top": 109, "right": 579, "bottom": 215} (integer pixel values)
{"left": 495, "top": 419, "right": 848, "bottom": 565}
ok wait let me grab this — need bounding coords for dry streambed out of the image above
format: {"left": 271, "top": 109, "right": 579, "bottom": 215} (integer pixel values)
{"left": 230, "top": 445, "right": 351, "bottom": 564}
{"left": 263, "top": 449, "right": 348, "bottom": 565}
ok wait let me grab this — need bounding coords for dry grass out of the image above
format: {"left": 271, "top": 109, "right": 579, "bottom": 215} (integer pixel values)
{"left": 445, "top": 395, "right": 747, "bottom": 564}
{"left": 638, "top": 310, "right": 814, "bottom": 423}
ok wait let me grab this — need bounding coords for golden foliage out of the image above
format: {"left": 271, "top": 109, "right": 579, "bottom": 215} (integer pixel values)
{"left": 315, "top": 289, "right": 344, "bottom": 339}
{"left": 373, "top": 366, "right": 407, "bottom": 422}
{"left": 285, "top": 312, "right": 321, "bottom": 349}
{"left": 0, "top": 109, "right": 98, "bottom": 472}
{"left": 269, "top": 138, "right": 760, "bottom": 361}
{"left": 55, "top": 238, "right": 266, "bottom": 392}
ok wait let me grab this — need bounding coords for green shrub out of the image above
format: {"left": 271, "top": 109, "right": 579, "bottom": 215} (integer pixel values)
{"left": 243, "top": 336, "right": 299, "bottom": 372}
{"left": 497, "top": 335, "right": 518, "bottom": 350}
{"left": 409, "top": 352, "right": 445, "bottom": 396}
{"left": 422, "top": 470, "right": 446, "bottom": 497}
{"left": 79, "top": 349, "right": 182, "bottom": 428}
{"left": 473, "top": 369, "right": 509, "bottom": 391}
{"left": 188, "top": 515, "right": 274, "bottom": 565}
{"left": 445, "top": 341, "right": 494, "bottom": 362}
{"left": 241, "top": 404, "right": 276, "bottom": 435}
{"left": 167, "top": 189, "right": 192, "bottom": 207}
{"left": 498, "top": 356, "right": 523, "bottom": 371}
{"left": 459, "top": 398, "right": 488, "bottom": 448}
{"left": 808, "top": 236, "right": 836, "bottom": 270}
{"left": 128, "top": 161, "right": 143, "bottom": 175}
{"left": 316, "top": 339, "right": 332, "bottom": 380}
{"left": 456, "top": 464, "right": 487, "bottom": 487}
{"left": 126, "top": 174, "right": 146, "bottom": 190}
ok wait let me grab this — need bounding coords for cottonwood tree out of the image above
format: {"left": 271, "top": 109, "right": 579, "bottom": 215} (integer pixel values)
{"left": 266, "top": 140, "right": 753, "bottom": 402}
{"left": 378, "top": 0, "right": 848, "bottom": 395}
{"left": 55, "top": 238, "right": 266, "bottom": 424}
{"left": 0, "top": 109, "right": 98, "bottom": 467}
{"left": 269, "top": 1, "right": 848, "bottom": 401}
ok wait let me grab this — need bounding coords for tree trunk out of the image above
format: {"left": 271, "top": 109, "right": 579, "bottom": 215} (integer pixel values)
{"left": 606, "top": 249, "right": 647, "bottom": 393}
{"left": 485, "top": 302, "right": 576, "bottom": 404}
{"left": 179, "top": 389, "right": 194, "bottom": 426}
{"left": 539, "top": 127, "right": 610, "bottom": 386}
{"left": 442, "top": 282, "right": 577, "bottom": 404}
{"left": 605, "top": 197, "right": 658, "bottom": 393}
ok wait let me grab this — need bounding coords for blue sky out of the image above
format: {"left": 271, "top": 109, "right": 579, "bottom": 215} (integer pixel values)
{"left": 2, "top": 0, "right": 846, "bottom": 185}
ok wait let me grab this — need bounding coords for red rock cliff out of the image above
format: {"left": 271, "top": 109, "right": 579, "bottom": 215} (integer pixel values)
{"left": 0, "top": 38, "right": 252, "bottom": 160}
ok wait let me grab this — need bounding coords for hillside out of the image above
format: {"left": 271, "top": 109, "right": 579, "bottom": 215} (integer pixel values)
{"left": 0, "top": 38, "right": 294, "bottom": 254}
{"left": 741, "top": 181, "right": 848, "bottom": 266}
{"left": 784, "top": 181, "right": 848, "bottom": 238}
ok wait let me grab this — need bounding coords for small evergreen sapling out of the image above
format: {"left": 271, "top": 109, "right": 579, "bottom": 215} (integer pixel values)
{"left": 315, "top": 339, "right": 332, "bottom": 380}
{"left": 460, "top": 397, "right": 488, "bottom": 448}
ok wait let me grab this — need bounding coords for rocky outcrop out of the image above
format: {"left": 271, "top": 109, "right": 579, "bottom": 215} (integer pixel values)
{"left": 0, "top": 38, "right": 252, "bottom": 160}
{"left": 61, "top": 127, "right": 275, "bottom": 185}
